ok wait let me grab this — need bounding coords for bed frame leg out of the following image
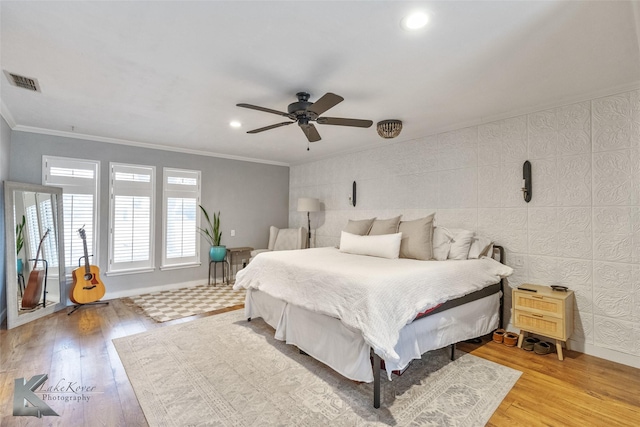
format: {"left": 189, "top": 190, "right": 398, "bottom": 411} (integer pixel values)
{"left": 373, "top": 352, "right": 381, "bottom": 409}
{"left": 450, "top": 343, "right": 456, "bottom": 361}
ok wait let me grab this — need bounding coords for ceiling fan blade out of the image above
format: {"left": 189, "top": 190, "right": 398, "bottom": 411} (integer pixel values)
{"left": 316, "top": 117, "right": 373, "bottom": 128}
{"left": 237, "top": 103, "right": 293, "bottom": 118}
{"left": 300, "top": 123, "right": 321, "bottom": 142}
{"left": 307, "top": 92, "right": 344, "bottom": 116}
{"left": 247, "top": 121, "right": 294, "bottom": 134}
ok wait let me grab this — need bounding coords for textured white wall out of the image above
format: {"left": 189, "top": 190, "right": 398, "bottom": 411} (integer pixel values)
{"left": 289, "top": 89, "right": 640, "bottom": 367}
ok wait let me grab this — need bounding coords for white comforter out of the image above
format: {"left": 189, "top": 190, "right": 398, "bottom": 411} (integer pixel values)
{"left": 233, "top": 247, "right": 512, "bottom": 363}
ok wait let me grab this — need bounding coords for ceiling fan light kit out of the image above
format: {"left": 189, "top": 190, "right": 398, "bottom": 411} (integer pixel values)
{"left": 237, "top": 92, "right": 373, "bottom": 146}
{"left": 376, "top": 120, "right": 403, "bottom": 139}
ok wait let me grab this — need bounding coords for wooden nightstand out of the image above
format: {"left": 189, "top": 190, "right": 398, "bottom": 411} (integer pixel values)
{"left": 512, "top": 284, "right": 574, "bottom": 360}
{"left": 226, "top": 247, "right": 253, "bottom": 281}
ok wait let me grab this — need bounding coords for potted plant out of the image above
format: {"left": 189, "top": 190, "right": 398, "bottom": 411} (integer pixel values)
{"left": 198, "top": 205, "right": 226, "bottom": 262}
{"left": 16, "top": 215, "right": 25, "bottom": 275}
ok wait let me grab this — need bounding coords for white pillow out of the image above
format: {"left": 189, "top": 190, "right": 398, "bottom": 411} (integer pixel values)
{"left": 432, "top": 227, "right": 453, "bottom": 261}
{"left": 447, "top": 228, "right": 475, "bottom": 260}
{"left": 339, "top": 231, "right": 402, "bottom": 259}
{"left": 468, "top": 235, "right": 493, "bottom": 259}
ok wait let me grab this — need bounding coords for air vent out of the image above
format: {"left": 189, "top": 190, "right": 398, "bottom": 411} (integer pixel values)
{"left": 3, "top": 70, "right": 41, "bottom": 92}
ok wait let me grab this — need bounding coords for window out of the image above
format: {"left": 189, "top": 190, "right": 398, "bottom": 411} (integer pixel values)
{"left": 108, "top": 163, "right": 155, "bottom": 274}
{"left": 162, "top": 168, "right": 201, "bottom": 268}
{"left": 43, "top": 156, "right": 99, "bottom": 274}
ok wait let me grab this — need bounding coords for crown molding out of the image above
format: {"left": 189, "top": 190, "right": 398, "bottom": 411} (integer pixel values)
{"left": 0, "top": 101, "right": 17, "bottom": 128}
{"left": 9, "top": 124, "right": 289, "bottom": 167}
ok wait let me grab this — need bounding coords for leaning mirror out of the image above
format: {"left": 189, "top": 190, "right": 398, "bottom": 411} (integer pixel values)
{"left": 4, "top": 181, "right": 66, "bottom": 329}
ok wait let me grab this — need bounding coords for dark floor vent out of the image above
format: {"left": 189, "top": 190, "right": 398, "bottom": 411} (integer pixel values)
{"left": 3, "top": 70, "right": 41, "bottom": 92}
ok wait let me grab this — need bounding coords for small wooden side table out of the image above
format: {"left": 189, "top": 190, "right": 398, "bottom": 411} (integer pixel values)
{"left": 226, "top": 247, "right": 253, "bottom": 281}
{"left": 512, "top": 284, "right": 574, "bottom": 360}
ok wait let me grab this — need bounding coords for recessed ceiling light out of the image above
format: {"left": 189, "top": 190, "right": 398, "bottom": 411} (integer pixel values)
{"left": 401, "top": 11, "right": 429, "bottom": 31}
{"left": 229, "top": 121, "right": 242, "bottom": 128}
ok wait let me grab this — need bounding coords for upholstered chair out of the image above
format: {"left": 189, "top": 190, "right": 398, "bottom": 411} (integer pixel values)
{"left": 250, "top": 226, "right": 307, "bottom": 261}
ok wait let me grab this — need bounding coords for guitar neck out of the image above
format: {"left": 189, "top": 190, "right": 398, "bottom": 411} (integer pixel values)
{"left": 33, "top": 230, "right": 49, "bottom": 270}
{"left": 82, "top": 233, "right": 91, "bottom": 275}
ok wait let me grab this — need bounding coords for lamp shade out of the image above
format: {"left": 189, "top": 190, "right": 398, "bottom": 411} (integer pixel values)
{"left": 297, "top": 197, "right": 320, "bottom": 212}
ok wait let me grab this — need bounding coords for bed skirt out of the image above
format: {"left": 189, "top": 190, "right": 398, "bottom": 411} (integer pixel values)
{"left": 244, "top": 289, "right": 500, "bottom": 382}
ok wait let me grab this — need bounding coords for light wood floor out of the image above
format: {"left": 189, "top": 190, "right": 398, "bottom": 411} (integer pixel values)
{"left": 1, "top": 299, "right": 639, "bottom": 426}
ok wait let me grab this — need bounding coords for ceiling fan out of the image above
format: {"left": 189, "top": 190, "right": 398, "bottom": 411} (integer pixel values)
{"left": 237, "top": 92, "right": 373, "bottom": 143}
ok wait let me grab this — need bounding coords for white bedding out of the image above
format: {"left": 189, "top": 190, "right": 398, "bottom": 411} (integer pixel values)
{"left": 234, "top": 247, "right": 512, "bottom": 363}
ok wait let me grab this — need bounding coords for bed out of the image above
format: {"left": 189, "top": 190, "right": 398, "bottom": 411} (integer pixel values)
{"left": 233, "top": 244, "right": 512, "bottom": 408}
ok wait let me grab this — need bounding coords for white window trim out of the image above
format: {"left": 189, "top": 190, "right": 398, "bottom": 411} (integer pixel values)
{"left": 159, "top": 262, "right": 201, "bottom": 271}
{"left": 43, "top": 155, "right": 100, "bottom": 276}
{"left": 161, "top": 167, "right": 201, "bottom": 269}
{"left": 108, "top": 162, "right": 155, "bottom": 275}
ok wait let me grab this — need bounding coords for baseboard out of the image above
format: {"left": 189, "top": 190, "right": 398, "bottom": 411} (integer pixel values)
{"left": 507, "top": 322, "right": 640, "bottom": 370}
{"left": 103, "top": 279, "right": 210, "bottom": 301}
{"left": 567, "top": 339, "right": 640, "bottom": 370}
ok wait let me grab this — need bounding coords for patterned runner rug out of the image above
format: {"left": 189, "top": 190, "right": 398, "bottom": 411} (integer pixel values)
{"left": 114, "top": 310, "right": 521, "bottom": 426}
{"left": 127, "top": 284, "right": 245, "bottom": 322}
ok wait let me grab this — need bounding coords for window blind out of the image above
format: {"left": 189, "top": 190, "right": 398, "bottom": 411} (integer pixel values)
{"left": 25, "top": 204, "right": 40, "bottom": 260}
{"left": 109, "top": 163, "right": 155, "bottom": 273}
{"left": 38, "top": 195, "right": 59, "bottom": 268}
{"left": 162, "top": 168, "right": 200, "bottom": 267}
{"left": 43, "top": 155, "right": 99, "bottom": 273}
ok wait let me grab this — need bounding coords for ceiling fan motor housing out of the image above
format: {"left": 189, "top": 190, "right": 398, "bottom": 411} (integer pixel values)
{"left": 288, "top": 92, "right": 317, "bottom": 120}
{"left": 288, "top": 101, "right": 314, "bottom": 116}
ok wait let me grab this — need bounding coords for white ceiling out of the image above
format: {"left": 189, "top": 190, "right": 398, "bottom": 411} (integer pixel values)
{"left": 1, "top": 1, "right": 639, "bottom": 165}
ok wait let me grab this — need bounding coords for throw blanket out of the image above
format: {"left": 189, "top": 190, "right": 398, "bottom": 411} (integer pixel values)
{"left": 234, "top": 247, "right": 512, "bottom": 363}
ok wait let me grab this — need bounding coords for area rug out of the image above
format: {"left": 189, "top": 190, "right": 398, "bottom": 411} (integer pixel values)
{"left": 113, "top": 310, "right": 521, "bottom": 426}
{"left": 127, "top": 284, "right": 245, "bottom": 322}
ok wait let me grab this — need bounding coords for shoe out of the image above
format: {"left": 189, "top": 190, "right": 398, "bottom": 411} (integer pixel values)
{"left": 534, "top": 341, "right": 553, "bottom": 355}
{"left": 492, "top": 329, "right": 506, "bottom": 343}
{"left": 503, "top": 332, "right": 519, "bottom": 347}
{"left": 522, "top": 337, "right": 540, "bottom": 351}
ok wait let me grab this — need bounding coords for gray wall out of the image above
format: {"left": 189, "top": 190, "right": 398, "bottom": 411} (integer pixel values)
{"left": 290, "top": 88, "right": 640, "bottom": 368}
{"left": 0, "top": 116, "right": 10, "bottom": 322}
{"left": 8, "top": 131, "right": 289, "bottom": 298}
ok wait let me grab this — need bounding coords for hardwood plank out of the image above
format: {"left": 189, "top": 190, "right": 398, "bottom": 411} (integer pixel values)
{"left": 458, "top": 337, "right": 640, "bottom": 426}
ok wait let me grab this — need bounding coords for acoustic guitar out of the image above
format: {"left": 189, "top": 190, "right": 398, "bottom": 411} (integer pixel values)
{"left": 21, "top": 229, "right": 50, "bottom": 310}
{"left": 70, "top": 227, "right": 106, "bottom": 304}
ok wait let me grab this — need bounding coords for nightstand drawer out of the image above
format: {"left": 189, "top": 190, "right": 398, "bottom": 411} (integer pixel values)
{"left": 514, "top": 292, "right": 564, "bottom": 317}
{"left": 513, "top": 310, "right": 566, "bottom": 340}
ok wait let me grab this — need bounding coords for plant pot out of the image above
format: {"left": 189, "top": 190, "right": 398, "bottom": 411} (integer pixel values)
{"left": 209, "top": 246, "right": 227, "bottom": 262}
{"left": 17, "top": 259, "right": 23, "bottom": 275}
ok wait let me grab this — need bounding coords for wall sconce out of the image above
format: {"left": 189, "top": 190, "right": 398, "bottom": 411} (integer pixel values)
{"left": 349, "top": 181, "right": 357, "bottom": 207}
{"left": 522, "top": 160, "right": 532, "bottom": 202}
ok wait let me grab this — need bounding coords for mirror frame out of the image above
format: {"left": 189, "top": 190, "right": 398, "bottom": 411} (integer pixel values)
{"left": 4, "top": 181, "right": 67, "bottom": 329}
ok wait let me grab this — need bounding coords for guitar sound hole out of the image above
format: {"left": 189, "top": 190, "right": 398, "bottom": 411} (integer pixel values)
{"left": 84, "top": 273, "right": 93, "bottom": 281}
